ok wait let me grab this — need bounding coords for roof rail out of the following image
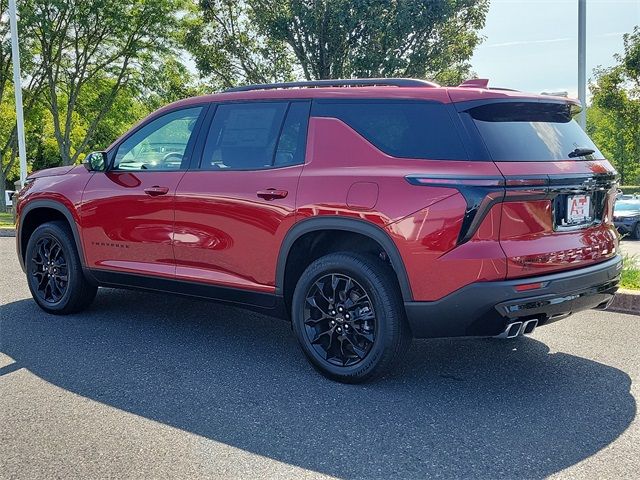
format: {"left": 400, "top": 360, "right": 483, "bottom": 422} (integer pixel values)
{"left": 224, "top": 78, "right": 439, "bottom": 93}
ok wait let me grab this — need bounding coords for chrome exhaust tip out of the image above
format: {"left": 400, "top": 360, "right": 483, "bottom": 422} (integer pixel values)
{"left": 522, "top": 319, "right": 538, "bottom": 335}
{"left": 495, "top": 321, "right": 523, "bottom": 339}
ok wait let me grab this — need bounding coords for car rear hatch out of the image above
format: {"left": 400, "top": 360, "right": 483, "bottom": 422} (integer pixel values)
{"left": 455, "top": 97, "right": 619, "bottom": 279}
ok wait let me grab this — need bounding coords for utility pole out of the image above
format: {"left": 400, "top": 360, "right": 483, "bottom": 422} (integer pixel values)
{"left": 578, "top": 0, "right": 587, "bottom": 130}
{"left": 9, "top": 0, "right": 28, "bottom": 186}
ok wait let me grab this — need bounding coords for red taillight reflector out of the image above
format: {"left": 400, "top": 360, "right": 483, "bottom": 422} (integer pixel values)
{"left": 406, "top": 176, "right": 504, "bottom": 187}
{"left": 514, "top": 282, "right": 545, "bottom": 292}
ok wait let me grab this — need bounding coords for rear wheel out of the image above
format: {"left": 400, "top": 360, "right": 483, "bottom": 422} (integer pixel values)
{"left": 291, "top": 252, "right": 411, "bottom": 383}
{"left": 26, "top": 221, "right": 97, "bottom": 314}
{"left": 634, "top": 222, "right": 640, "bottom": 240}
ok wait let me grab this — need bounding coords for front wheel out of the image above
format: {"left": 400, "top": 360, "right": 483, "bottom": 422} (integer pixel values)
{"left": 25, "top": 221, "right": 97, "bottom": 314}
{"left": 291, "top": 252, "right": 411, "bottom": 383}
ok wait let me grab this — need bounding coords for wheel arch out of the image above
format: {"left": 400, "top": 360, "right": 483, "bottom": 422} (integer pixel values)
{"left": 276, "top": 217, "right": 413, "bottom": 303}
{"left": 18, "top": 200, "right": 85, "bottom": 271}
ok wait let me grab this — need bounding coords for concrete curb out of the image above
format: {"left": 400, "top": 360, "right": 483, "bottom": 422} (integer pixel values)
{"left": 609, "top": 289, "right": 640, "bottom": 316}
{"left": 0, "top": 228, "right": 15, "bottom": 238}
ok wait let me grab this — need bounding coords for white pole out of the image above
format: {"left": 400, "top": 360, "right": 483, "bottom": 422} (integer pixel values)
{"left": 578, "top": 0, "right": 587, "bottom": 130}
{"left": 8, "top": 0, "right": 28, "bottom": 186}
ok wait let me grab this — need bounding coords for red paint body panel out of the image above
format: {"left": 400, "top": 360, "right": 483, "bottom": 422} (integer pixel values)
{"left": 79, "top": 171, "right": 185, "bottom": 277}
{"left": 297, "top": 117, "right": 508, "bottom": 301}
{"left": 494, "top": 160, "right": 618, "bottom": 278}
{"left": 173, "top": 166, "right": 302, "bottom": 291}
{"left": 15, "top": 166, "right": 91, "bottom": 260}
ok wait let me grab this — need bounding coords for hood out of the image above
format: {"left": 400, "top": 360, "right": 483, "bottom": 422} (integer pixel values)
{"left": 28, "top": 165, "right": 77, "bottom": 179}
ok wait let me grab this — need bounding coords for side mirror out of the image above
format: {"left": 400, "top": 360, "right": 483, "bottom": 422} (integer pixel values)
{"left": 83, "top": 151, "right": 108, "bottom": 172}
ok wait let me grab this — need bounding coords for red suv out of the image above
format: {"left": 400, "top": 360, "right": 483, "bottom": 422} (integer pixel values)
{"left": 15, "top": 78, "right": 622, "bottom": 382}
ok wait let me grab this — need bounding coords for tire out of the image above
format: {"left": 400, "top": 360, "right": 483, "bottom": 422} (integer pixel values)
{"left": 634, "top": 222, "right": 640, "bottom": 240}
{"left": 291, "top": 252, "right": 411, "bottom": 383}
{"left": 25, "top": 221, "right": 97, "bottom": 314}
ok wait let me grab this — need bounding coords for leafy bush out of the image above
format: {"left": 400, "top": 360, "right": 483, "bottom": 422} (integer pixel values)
{"left": 620, "top": 186, "right": 640, "bottom": 195}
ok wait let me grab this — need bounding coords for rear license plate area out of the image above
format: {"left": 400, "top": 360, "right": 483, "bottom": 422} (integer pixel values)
{"left": 555, "top": 193, "right": 594, "bottom": 229}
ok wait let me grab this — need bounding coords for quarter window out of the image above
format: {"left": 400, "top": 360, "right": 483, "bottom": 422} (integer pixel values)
{"left": 113, "top": 107, "right": 203, "bottom": 171}
{"left": 275, "top": 102, "right": 311, "bottom": 166}
{"left": 311, "top": 100, "right": 468, "bottom": 160}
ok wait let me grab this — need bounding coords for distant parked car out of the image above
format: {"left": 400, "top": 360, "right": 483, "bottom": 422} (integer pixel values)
{"left": 613, "top": 199, "right": 640, "bottom": 238}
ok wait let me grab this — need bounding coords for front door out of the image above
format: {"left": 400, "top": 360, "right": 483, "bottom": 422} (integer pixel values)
{"left": 173, "top": 101, "right": 310, "bottom": 293}
{"left": 80, "top": 106, "right": 205, "bottom": 277}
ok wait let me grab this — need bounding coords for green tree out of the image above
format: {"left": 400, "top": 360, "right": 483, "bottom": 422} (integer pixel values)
{"left": 186, "top": 0, "right": 488, "bottom": 88}
{"left": 0, "top": 0, "right": 47, "bottom": 209}
{"left": 183, "top": 0, "right": 296, "bottom": 89}
{"left": 24, "top": 0, "right": 190, "bottom": 166}
{"left": 589, "top": 26, "right": 640, "bottom": 185}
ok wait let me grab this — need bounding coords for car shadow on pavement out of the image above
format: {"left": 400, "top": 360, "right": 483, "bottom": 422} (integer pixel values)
{"left": 1, "top": 288, "right": 635, "bottom": 479}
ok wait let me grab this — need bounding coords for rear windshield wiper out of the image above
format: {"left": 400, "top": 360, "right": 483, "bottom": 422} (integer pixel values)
{"left": 568, "top": 147, "right": 595, "bottom": 158}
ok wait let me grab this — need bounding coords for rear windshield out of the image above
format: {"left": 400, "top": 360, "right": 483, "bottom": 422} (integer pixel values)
{"left": 312, "top": 100, "right": 468, "bottom": 160}
{"left": 467, "top": 102, "right": 604, "bottom": 161}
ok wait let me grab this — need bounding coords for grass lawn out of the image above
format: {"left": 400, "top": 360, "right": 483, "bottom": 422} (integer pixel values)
{"left": 0, "top": 211, "right": 14, "bottom": 228}
{"left": 621, "top": 255, "right": 640, "bottom": 290}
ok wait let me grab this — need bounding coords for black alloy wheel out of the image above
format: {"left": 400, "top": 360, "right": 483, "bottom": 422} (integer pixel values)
{"left": 25, "top": 221, "right": 97, "bottom": 314}
{"left": 303, "top": 273, "right": 376, "bottom": 367}
{"left": 31, "top": 235, "right": 69, "bottom": 304}
{"left": 292, "top": 252, "right": 411, "bottom": 383}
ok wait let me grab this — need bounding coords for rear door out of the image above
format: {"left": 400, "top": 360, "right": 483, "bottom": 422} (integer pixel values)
{"left": 81, "top": 106, "right": 205, "bottom": 277}
{"left": 458, "top": 99, "right": 619, "bottom": 278}
{"left": 173, "top": 100, "right": 310, "bottom": 294}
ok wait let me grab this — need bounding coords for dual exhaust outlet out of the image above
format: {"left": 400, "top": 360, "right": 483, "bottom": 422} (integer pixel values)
{"left": 495, "top": 319, "right": 538, "bottom": 339}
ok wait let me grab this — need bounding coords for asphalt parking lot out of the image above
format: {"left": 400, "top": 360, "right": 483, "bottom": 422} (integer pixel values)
{"left": 620, "top": 237, "right": 640, "bottom": 259}
{"left": 1, "top": 236, "right": 638, "bottom": 479}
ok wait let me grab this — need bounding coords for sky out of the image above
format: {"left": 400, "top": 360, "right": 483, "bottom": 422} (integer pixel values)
{"left": 471, "top": 0, "right": 640, "bottom": 97}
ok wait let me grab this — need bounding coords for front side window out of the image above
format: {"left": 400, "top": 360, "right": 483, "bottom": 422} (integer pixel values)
{"left": 113, "top": 107, "right": 203, "bottom": 171}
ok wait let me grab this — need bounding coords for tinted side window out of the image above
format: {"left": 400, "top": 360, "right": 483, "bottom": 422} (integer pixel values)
{"left": 467, "top": 102, "right": 604, "bottom": 161}
{"left": 114, "top": 107, "right": 202, "bottom": 171}
{"left": 201, "top": 102, "right": 288, "bottom": 170}
{"left": 312, "top": 100, "right": 467, "bottom": 160}
{"left": 275, "top": 102, "right": 311, "bottom": 166}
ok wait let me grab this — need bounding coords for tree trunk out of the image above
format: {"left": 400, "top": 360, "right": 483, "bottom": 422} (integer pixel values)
{"left": 0, "top": 166, "right": 6, "bottom": 212}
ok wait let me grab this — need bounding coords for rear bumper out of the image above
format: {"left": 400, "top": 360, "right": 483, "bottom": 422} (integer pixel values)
{"left": 404, "top": 255, "right": 622, "bottom": 339}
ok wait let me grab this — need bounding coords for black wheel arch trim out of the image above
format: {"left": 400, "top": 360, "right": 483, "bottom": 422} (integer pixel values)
{"left": 18, "top": 199, "right": 86, "bottom": 272}
{"left": 276, "top": 217, "right": 413, "bottom": 301}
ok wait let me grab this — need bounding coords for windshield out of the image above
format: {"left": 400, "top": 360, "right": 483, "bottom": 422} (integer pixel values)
{"left": 615, "top": 202, "right": 640, "bottom": 212}
{"left": 468, "top": 102, "right": 604, "bottom": 162}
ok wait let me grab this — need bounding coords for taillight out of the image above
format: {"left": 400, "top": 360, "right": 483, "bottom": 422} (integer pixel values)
{"left": 405, "top": 173, "right": 618, "bottom": 245}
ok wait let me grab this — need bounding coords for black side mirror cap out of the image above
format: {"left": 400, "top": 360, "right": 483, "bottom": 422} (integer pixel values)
{"left": 83, "top": 151, "right": 108, "bottom": 172}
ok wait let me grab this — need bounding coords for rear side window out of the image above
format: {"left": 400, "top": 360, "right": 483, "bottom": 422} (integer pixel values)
{"left": 200, "top": 101, "right": 310, "bottom": 170}
{"left": 467, "top": 102, "right": 604, "bottom": 161}
{"left": 312, "top": 100, "right": 468, "bottom": 160}
{"left": 201, "top": 102, "right": 287, "bottom": 170}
